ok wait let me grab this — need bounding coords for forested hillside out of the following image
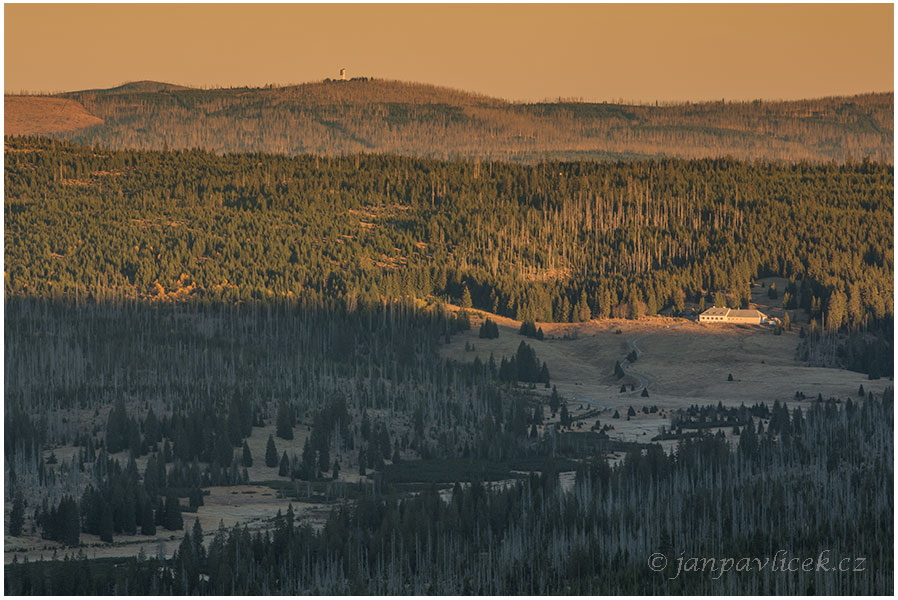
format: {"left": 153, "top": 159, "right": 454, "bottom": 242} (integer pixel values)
{"left": 8, "top": 390, "right": 894, "bottom": 594}
{"left": 5, "top": 79, "right": 893, "bottom": 162}
{"left": 4, "top": 134, "right": 893, "bottom": 595}
{"left": 6, "top": 137, "right": 892, "bottom": 336}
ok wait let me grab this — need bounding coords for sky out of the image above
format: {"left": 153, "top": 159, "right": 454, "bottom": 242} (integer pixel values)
{"left": 3, "top": 3, "right": 894, "bottom": 102}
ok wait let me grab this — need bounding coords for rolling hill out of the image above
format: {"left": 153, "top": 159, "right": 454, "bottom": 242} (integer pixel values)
{"left": 4, "top": 79, "right": 893, "bottom": 162}
{"left": 4, "top": 96, "right": 104, "bottom": 136}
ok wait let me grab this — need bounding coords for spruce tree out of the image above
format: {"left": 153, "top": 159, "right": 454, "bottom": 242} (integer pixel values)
{"left": 140, "top": 501, "right": 156, "bottom": 536}
{"left": 164, "top": 495, "right": 183, "bottom": 531}
{"left": 9, "top": 490, "right": 25, "bottom": 537}
{"left": 265, "top": 435, "right": 278, "bottom": 468}
{"left": 549, "top": 386, "right": 560, "bottom": 414}
{"left": 461, "top": 286, "right": 472, "bottom": 309}
{"left": 614, "top": 361, "right": 625, "bottom": 379}
{"left": 318, "top": 444, "right": 330, "bottom": 478}
{"left": 99, "top": 500, "right": 114, "bottom": 542}
{"left": 276, "top": 401, "right": 294, "bottom": 440}
{"left": 301, "top": 439, "right": 316, "bottom": 480}
{"left": 242, "top": 440, "right": 253, "bottom": 467}
{"left": 192, "top": 518, "right": 206, "bottom": 565}
{"left": 279, "top": 451, "right": 290, "bottom": 477}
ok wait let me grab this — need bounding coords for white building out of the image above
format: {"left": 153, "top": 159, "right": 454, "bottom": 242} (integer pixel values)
{"left": 699, "top": 307, "right": 768, "bottom": 325}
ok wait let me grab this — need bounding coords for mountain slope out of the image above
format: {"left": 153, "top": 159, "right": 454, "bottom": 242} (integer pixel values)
{"left": 4, "top": 79, "right": 893, "bottom": 162}
{"left": 4, "top": 96, "right": 104, "bottom": 135}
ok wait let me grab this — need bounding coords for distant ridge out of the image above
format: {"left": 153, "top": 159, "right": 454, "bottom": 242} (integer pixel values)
{"left": 4, "top": 78, "right": 893, "bottom": 163}
{"left": 77, "top": 80, "right": 195, "bottom": 94}
{"left": 274, "top": 78, "right": 506, "bottom": 106}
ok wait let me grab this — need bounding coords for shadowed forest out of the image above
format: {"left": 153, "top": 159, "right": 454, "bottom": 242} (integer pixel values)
{"left": 4, "top": 296, "right": 895, "bottom": 594}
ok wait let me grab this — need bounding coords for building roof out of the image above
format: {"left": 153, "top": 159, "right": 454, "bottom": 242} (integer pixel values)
{"left": 699, "top": 307, "right": 769, "bottom": 319}
{"left": 728, "top": 309, "right": 767, "bottom": 319}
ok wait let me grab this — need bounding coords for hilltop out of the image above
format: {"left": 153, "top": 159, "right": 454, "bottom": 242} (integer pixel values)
{"left": 76, "top": 80, "right": 195, "bottom": 94}
{"left": 4, "top": 78, "right": 893, "bottom": 162}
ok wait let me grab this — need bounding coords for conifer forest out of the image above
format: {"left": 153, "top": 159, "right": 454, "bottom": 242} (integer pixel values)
{"left": 3, "top": 79, "right": 894, "bottom": 595}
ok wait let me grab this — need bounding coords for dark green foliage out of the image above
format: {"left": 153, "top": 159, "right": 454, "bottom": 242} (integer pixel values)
{"left": 242, "top": 440, "right": 253, "bottom": 467}
{"left": 276, "top": 401, "right": 294, "bottom": 440}
{"left": 539, "top": 362, "right": 550, "bottom": 385}
{"left": 516, "top": 341, "right": 542, "bottom": 383}
{"left": 728, "top": 373, "right": 734, "bottom": 381}
{"left": 278, "top": 452, "right": 290, "bottom": 477}
{"left": 560, "top": 404, "right": 570, "bottom": 427}
{"left": 265, "top": 435, "right": 278, "bottom": 468}
{"left": 9, "top": 490, "right": 25, "bottom": 537}
{"left": 614, "top": 361, "right": 625, "bottom": 379}
{"left": 519, "top": 320, "right": 533, "bottom": 336}
{"left": 549, "top": 386, "right": 560, "bottom": 414}
{"left": 188, "top": 487, "right": 204, "bottom": 511}
{"left": 163, "top": 495, "right": 183, "bottom": 531}
{"left": 98, "top": 502, "right": 114, "bottom": 543}
{"left": 140, "top": 501, "right": 156, "bottom": 536}
{"left": 105, "top": 398, "right": 142, "bottom": 456}
{"left": 36, "top": 495, "right": 80, "bottom": 547}
{"left": 300, "top": 439, "right": 316, "bottom": 481}
{"left": 496, "top": 341, "right": 548, "bottom": 385}
{"left": 641, "top": 388, "right": 649, "bottom": 397}
{"left": 478, "top": 318, "right": 499, "bottom": 339}
{"left": 461, "top": 286, "right": 473, "bottom": 309}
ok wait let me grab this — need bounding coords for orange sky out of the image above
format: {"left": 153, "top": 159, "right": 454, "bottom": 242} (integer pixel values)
{"left": 4, "top": 3, "right": 893, "bottom": 102}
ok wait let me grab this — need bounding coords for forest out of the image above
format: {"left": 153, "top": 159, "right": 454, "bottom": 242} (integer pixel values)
{"left": 7, "top": 389, "right": 894, "bottom": 594}
{"left": 5, "top": 136, "right": 893, "bottom": 375}
{"left": 5, "top": 79, "right": 893, "bottom": 163}
{"left": 3, "top": 134, "right": 893, "bottom": 595}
